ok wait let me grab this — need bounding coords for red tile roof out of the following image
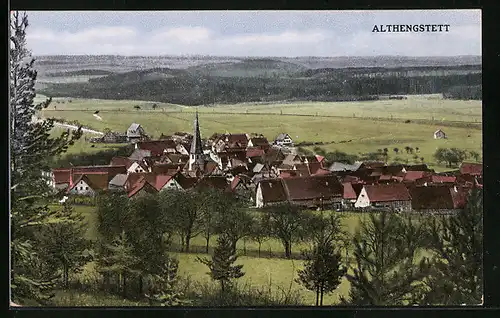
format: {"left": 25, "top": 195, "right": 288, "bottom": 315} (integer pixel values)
{"left": 110, "top": 156, "right": 134, "bottom": 169}
{"left": 307, "top": 162, "right": 322, "bottom": 175}
{"left": 136, "top": 140, "right": 178, "bottom": 156}
{"left": 315, "top": 155, "right": 325, "bottom": 163}
{"left": 363, "top": 183, "right": 411, "bottom": 202}
{"left": 196, "top": 176, "right": 229, "bottom": 191}
{"left": 128, "top": 176, "right": 159, "bottom": 198}
{"left": 343, "top": 182, "right": 357, "bottom": 200}
{"left": 460, "top": 162, "right": 482, "bottom": 176}
{"left": 410, "top": 186, "right": 457, "bottom": 210}
{"left": 282, "top": 175, "right": 343, "bottom": 201}
{"left": 403, "top": 171, "right": 430, "bottom": 182}
{"left": 53, "top": 168, "right": 71, "bottom": 184}
{"left": 176, "top": 174, "right": 198, "bottom": 189}
{"left": 155, "top": 174, "right": 175, "bottom": 190}
{"left": 69, "top": 174, "right": 109, "bottom": 191}
{"left": 431, "top": 175, "right": 456, "bottom": 183}
{"left": 246, "top": 147, "right": 265, "bottom": 158}
{"left": 249, "top": 137, "right": 269, "bottom": 147}
{"left": 258, "top": 179, "right": 288, "bottom": 204}
{"left": 313, "top": 168, "right": 332, "bottom": 176}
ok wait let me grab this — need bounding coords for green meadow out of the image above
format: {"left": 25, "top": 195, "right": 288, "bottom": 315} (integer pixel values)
{"left": 41, "top": 94, "right": 482, "bottom": 172}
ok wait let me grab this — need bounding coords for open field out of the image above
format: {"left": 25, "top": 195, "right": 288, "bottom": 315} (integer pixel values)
{"left": 66, "top": 205, "right": 432, "bottom": 306}
{"left": 42, "top": 95, "right": 482, "bottom": 172}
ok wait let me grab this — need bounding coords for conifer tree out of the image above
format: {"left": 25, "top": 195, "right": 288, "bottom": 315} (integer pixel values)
{"left": 35, "top": 204, "right": 93, "bottom": 289}
{"left": 96, "top": 231, "right": 140, "bottom": 298}
{"left": 10, "top": 11, "right": 81, "bottom": 304}
{"left": 341, "top": 212, "right": 431, "bottom": 305}
{"left": 296, "top": 239, "right": 346, "bottom": 306}
{"left": 419, "top": 187, "right": 483, "bottom": 305}
{"left": 146, "top": 256, "right": 186, "bottom": 306}
{"left": 197, "top": 234, "right": 244, "bottom": 293}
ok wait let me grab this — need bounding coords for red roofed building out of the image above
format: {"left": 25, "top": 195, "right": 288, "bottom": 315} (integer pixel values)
{"left": 127, "top": 176, "right": 159, "bottom": 198}
{"left": 255, "top": 179, "right": 288, "bottom": 208}
{"left": 403, "top": 171, "right": 431, "bottom": 183}
{"left": 52, "top": 168, "right": 71, "bottom": 190}
{"left": 410, "top": 185, "right": 470, "bottom": 213}
{"left": 342, "top": 182, "right": 358, "bottom": 209}
{"left": 247, "top": 137, "right": 270, "bottom": 150}
{"left": 68, "top": 174, "right": 109, "bottom": 196}
{"left": 136, "top": 140, "right": 178, "bottom": 157}
{"left": 459, "top": 162, "right": 483, "bottom": 176}
{"left": 354, "top": 183, "right": 412, "bottom": 211}
{"left": 282, "top": 175, "right": 343, "bottom": 209}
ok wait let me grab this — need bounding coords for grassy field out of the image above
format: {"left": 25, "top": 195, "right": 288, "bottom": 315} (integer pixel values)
{"left": 67, "top": 205, "right": 433, "bottom": 306}
{"left": 41, "top": 94, "right": 482, "bottom": 172}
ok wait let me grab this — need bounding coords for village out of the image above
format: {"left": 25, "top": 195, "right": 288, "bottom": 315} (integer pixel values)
{"left": 49, "top": 112, "right": 483, "bottom": 213}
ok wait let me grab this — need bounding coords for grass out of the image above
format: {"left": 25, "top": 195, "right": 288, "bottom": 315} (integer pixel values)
{"left": 43, "top": 97, "right": 482, "bottom": 171}
{"left": 67, "top": 206, "right": 435, "bottom": 306}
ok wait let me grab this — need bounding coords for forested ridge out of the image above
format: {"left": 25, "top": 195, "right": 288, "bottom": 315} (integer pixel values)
{"left": 40, "top": 64, "right": 482, "bottom": 106}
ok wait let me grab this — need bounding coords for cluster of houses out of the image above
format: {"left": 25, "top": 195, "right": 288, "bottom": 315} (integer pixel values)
{"left": 48, "top": 112, "right": 481, "bottom": 213}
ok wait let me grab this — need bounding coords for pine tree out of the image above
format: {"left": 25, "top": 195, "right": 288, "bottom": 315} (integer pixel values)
{"left": 10, "top": 11, "right": 82, "bottom": 304}
{"left": 197, "top": 234, "right": 244, "bottom": 293}
{"left": 96, "top": 231, "right": 140, "bottom": 298}
{"left": 146, "top": 256, "right": 186, "bottom": 306}
{"left": 419, "top": 187, "right": 483, "bottom": 305}
{"left": 296, "top": 239, "right": 346, "bottom": 306}
{"left": 341, "top": 212, "right": 431, "bottom": 305}
{"left": 35, "top": 204, "right": 93, "bottom": 289}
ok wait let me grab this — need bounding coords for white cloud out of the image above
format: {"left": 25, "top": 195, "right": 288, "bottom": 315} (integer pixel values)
{"left": 25, "top": 24, "right": 481, "bottom": 56}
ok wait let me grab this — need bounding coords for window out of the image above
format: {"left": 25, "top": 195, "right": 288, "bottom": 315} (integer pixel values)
{"left": 86, "top": 187, "right": 89, "bottom": 190}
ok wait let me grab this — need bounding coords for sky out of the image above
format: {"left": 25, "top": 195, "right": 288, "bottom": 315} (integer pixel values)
{"left": 23, "top": 10, "right": 481, "bottom": 57}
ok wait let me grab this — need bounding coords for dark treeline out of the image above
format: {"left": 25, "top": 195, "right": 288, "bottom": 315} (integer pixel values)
{"left": 49, "top": 144, "right": 134, "bottom": 168}
{"left": 40, "top": 70, "right": 482, "bottom": 106}
{"left": 444, "top": 85, "right": 482, "bottom": 100}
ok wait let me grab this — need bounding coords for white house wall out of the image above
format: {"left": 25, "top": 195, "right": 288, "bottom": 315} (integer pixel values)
{"left": 70, "top": 180, "right": 95, "bottom": 196}
{"left": 255, "top": 184, "right": 264, "bottom": 208}
{"left": 354, "top": 188, "right": 371, "bottom": 208}
{"left": 160, "top": 178, "right": 182, "bottom": 191}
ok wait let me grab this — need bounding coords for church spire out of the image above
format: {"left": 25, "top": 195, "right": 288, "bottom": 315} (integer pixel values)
{"left": 190, "top": 109, "right": 203, "bottom": 155}
{"left": 188, "top": 109, "right": 205, "bottom": 172}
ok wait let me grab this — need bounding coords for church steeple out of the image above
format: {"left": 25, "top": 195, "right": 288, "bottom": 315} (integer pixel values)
{"left": 189, "top": 109, "right": 205, "bottom": 171}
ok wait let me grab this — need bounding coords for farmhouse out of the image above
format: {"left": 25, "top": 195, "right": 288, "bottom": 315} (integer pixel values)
{"left": 273, "top": 133, "right": 294, "bottom": 147}
{"left": 68, "top": 174, "right": 108, "bottom": 196}
{"left": 410, "top": 185, "right": 469, "bottom": 213}
{"left": 127, "top": 123, "right": 148, "bottom": 143}
{"left": 354, "top": 183, "right": 412, "bottom": 211}
{"left": 247, "top": 136, "right": 270, "bottom": 150}
{"left": 342, "top": 182, "right": 358, "bottom": 209}
{"left": 255, "top": 179, "right": 288, "bottom": 208}
{"left": 434, "top": 129, "right": 447, "bottom": 139}
{"left": 459, "top": 162, "right": 482, "bottom": 176}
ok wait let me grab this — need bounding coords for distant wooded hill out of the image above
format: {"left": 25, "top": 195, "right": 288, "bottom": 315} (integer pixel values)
{"left": 38, "top": 58, "right": 482, "bottom": 105}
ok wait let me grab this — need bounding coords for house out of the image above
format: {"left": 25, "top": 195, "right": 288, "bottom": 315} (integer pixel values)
{"left": 108, "top": 174, "right": 128, "bottom": 192}
{"left": 354, "top": 183, "right": 412, "bottom": 211}
{"left": 247, "top": 137, "right": 270, "bottom": 150}
{"left": 410, "top": 185, "right": 469, "bottom": 213}
{"left": 128, "top": 149, "right": 152, "bottom": 161}
{"left": 135, "top": 140, "right": 178, "bottom": 157}
{"left": 127, "top": 123, "right": 147, "bottom": 143}
{"left": 127, "top": 176, "right": 159, "bottom": 198}
{"left": 459, "top": 162, "right": 482, "bottom": 176}
{"left": 342, "top": 182, "right": 358, "bottom": 210}
{"left": 434, "top": 129, "right": 447, "bottom": 139}
{"left": 403, "top": 171, "right": 431, "bottom": 183}
{"left": 230, "top": 175, "right": 254, "bottom": 202}
{"left": 212, "top": 133, "right": 249, "bottom": 152}
{"left": 52, "top": 168, "right": 71, "bottom": 191}
{"left": 273, "top": 133, "right": 294, "bottom": 147}
{"left": 328, "top": 161, "right": 363, "bottom": 172}
{"left": 255, "top": 179, "right": 288, "bottom": 208}
{"left": 282, "top": 175, "right": 343, "bottom": 209}
{"left": 101, "top": 131, "right": 128, "bottom": 143}
{"left": 68, "top": 174, "right": 109, "bottom": 196}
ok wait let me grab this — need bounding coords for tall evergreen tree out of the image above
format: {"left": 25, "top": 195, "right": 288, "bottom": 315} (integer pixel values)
{"left": 197, "top": 234, "right": 244, "bottom": 293}
{"left": 96, "top": 231, "right": 140, "bottom": 298}
{"left": 419, "top": 187, "right": 483, "bottom": 305}
{"left": 146, "top": 256, "right": 186, "bottom": 306}
{"left": 35, "top": 203, "right": 93, "bottom": 289}
{"left": 10, "top": 11, "right": 81, "bottom": 304}
{"left": 296, "top": 239, "right": 346, "bottom": 306}
{"left": 341, "top": 212, "right": 431, "bottom": 305}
